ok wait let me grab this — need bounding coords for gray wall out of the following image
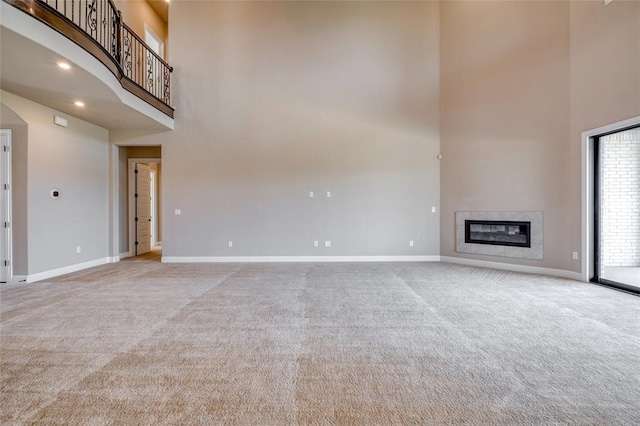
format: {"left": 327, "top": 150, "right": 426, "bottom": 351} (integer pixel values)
{"left": 440, "top": 0, "right": 640, "bottom": 272}
{"left": 2, "top": 91, "right": 109, "bottom": 275}
{"left": 0, "top": 103, "right": 28, "bottom": 275}
{"left": 114, "top": 1, "right": 441, "bottom": 258}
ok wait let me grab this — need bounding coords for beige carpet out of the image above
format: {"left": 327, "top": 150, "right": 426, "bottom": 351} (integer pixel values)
{"left": 1, "top": 261, "right": 639, "bottom": 424}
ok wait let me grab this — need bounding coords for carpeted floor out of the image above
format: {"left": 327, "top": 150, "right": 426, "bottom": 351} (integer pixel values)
{"left": 1, "top": 261, "right": 639, "bottom": 424}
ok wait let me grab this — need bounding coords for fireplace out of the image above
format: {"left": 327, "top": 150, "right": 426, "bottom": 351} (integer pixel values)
{"left": 464, "top": 220, "right": 531, "bottom": 248}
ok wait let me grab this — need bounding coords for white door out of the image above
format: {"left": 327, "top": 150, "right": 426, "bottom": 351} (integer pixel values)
{"left": 136, "top": 163, "right": 152, "bottom": 255}
{"left": 145, "top": 27, "right": 163, "bottom": 59}
{"left": 0, "top": 130, "right": 11, "bottom": 283}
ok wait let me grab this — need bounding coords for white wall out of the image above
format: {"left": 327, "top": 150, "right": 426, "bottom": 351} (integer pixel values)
{"left": 1, "top": 91, "right": 110, "bottom": 275}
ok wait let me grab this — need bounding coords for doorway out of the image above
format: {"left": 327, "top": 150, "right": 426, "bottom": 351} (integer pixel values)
{"left": 593, "top": 125, "right": 640, "bottom": 293}
{"left": 0, "top": 129, "right": 11, "bottom": 283}
{"left": 128, "top": 158, "right": 162, "bottom": 260}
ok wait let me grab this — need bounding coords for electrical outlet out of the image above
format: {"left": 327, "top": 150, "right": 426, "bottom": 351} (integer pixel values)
{"left": 324, "top": 241, "right": 331, "bottom": 247}
{"left": 309, "top": 191, "right": 314, "bottom": 198}
{"left": 314, "top": 241, "right": 319, "bottom": 247}
{"left": 409, "top": 240, "right": 414, "bottom": 247}
{"left": 76, "top": 246, "right": 81, "bottom": 253}
{"left": 174, "top": 209, "right": 181, "bottom": 215}
{"left": 326, "top": 191, "right": 331, "bottom": 198}
{"left": 572, "top": 251, "right": 579, "bottom": 260}
{"left": 432, "top": 207, "right": 436, "bottom": 213}
{"left": 228, "top": 241, "right": 233, "bottom": 248}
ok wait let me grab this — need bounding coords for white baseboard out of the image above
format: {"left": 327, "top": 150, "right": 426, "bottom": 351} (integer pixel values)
{"left": 440, "top": 256, "right": 583, "bottom": 281}
{"left": 162, "top": 255, "right": 440, "bottom": 263}
{"left": 7, "top": 275, "right": 27, "bottom": 283}
{"left": 27, "top": 257, "right": 111, "bottom": 283}
{"left": 119, "top": 251, "right": 132, "bottom": 260}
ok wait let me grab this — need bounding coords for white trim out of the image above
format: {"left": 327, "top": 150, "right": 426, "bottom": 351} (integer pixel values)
{"left": 7, "top": 275, "right": 27, "bottom": 283}
{"left": 441, "top": 256, "right": 583, "bottom": 281}
{"left": 119, "top": 251, "right": 132, "bottom": 259}
{"left": 162, "top": 255, "right": 440, "bottom": 263}
{"left": 27, "top": 257, "right": 111, "bottom": 283}
{"left": 581, "top": 116, "right": 640, "bottom": 283}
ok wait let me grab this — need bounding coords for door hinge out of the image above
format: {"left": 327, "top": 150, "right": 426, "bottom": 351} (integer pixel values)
{"left": 135, "top": 169, "right": 138, "bottom": 174}
{"left": 135, "top": 193, "right": 138, "bottom": 198}
{"left": 4, "top": 260, "right": 9, "bottom": 266}
{"left": 135, "top": 241, "right": 139, "bottom": 245}
{"left": 3, "top": 184, "right": 8, "bottom": 190}
{"left": 3, "top": 222, "right": 8, "bottom": 228}
{"left": 2, "top": 145, "right": 8, "bottom": 152}
{"left": 135, "top": 217, "right": 139, "bottom": 222}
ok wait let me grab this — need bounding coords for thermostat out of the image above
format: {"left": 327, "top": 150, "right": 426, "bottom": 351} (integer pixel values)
{"left": 50, "top": 189, "right": 60, "bottom": 199}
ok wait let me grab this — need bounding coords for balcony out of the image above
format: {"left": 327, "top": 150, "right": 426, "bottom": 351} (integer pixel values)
{"left": 1, "top": 0, "right": 174, "bottom": 129}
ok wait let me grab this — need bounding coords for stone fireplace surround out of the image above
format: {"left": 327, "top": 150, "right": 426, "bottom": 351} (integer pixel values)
{"left": 456, "top": 212, "right": 543, "bottom": 260}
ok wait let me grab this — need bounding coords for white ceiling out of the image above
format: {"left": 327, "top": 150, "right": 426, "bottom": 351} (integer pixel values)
{"left": 1, "top": 26, "right": 172, "bottom": 131}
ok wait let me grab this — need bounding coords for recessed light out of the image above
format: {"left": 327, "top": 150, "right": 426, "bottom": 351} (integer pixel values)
{"left": 74, "top": 101, "right": 85, "bottom": 107}
{"left": 57, "top": 61, "right": 71, "bottom": 70}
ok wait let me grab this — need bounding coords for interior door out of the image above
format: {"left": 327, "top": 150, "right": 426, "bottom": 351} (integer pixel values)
{"left": 136, "top": 163, "right": 152, "bottom": 255}
{"left": 0, "top": 130, "right": 11, "bottom": 283}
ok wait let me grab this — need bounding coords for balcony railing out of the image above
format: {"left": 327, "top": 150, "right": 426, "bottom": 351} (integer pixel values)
{"left": 4, "top": 0, "right": 173, "bottom": 117}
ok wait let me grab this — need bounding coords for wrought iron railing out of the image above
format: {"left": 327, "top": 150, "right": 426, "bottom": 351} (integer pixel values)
{"left": 34, "top": 0, "right": 172, "bottom": 110}
{"left": 122, "top": 23, "right": 171, "bottom": 105}
{"left": 38, "top": 0, "right": 120, "bottom": 62}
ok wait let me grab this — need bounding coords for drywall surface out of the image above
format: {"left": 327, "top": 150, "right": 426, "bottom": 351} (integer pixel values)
{"left": 1, "top": 91, "right": 109, "bottom": 275}
{"left": 440, "top": 1, "right": 571, "bottom": 270}
{"left": 441, "top": 0, "right": 639, "bottom": 273}
{"left": 568, "top": 0, "right": 640, "bottom": 271}
{"left": 0, "top": 102, "right": 28, "bottom": 275}
{"left": 117, "top": 1, "right": 441, "bottom": 258}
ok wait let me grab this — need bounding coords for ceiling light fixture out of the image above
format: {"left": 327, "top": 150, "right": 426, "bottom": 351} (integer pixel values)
{"left": 74, "top": 101, "right": 85, "bottom": 107}
{"left": 57, "top": 61, "right": 72, "bottom": 70}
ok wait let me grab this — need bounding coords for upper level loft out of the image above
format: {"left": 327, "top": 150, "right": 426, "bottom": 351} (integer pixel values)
{"left": 1, "top": 0, "right": 174, "bottom": 130}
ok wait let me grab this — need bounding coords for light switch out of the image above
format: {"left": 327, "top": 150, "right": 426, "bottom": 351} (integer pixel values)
{"left": 174, "top": 209, "right": 181, "bottom": 215}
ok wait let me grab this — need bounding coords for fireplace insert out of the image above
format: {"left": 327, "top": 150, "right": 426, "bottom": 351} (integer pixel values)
{"left": 464, "top": 220, "right": 531, "bottom": 248}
